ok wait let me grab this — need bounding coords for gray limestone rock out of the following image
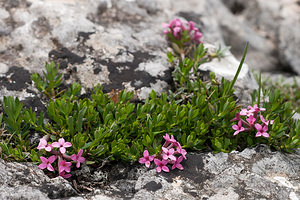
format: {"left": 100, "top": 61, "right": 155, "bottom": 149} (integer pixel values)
{"left": 0, "top": 0, "right": 259, "bottom": 109}
{"left": 0, "top": 159, "right": 78, "bottom": 199}
{"left": 201, "top": 43, "right": 258, "bottom": 106}
{"left": 1, "top": 146, "right": 300, "bottom": 199}
{"left": 0, "top": 1, "right": 299, "bottom": 199}
{"left": 222, "top": 0, "right": 300, "bottom": 74}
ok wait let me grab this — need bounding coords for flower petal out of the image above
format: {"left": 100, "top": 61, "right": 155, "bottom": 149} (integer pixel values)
{"left": 63, "top": 142, "right": 72, "bottom": 148}
{"left": 177, "top": 164, "right": 184, "bottom": 170}
{"left": 65, "top": 162, "right": 72, "bottom": 167}
{"left": 78, "top": 157, "right": 85, "bottom": 163}
{"left": 38, "top": 163, "right": 47, "bottom": 170}
{"left": 163, "top": 134, "right": 170, "bottom": 141}
{"left": 78, "top": 149, "right": 83, "bottom": 157}
{"left": 162, "top": 154, "right": 168, "bottom": 160}
{"left": 40, "top": 138, "right": 47, "bottom": 145}
{"left": 148, "top": 155, "right": 154, "bottom": 161}
{"left": 64, "top": 167, "right": 70, "bottom": 173}
{"left": 169, "top": 155, "right": 177, "bottom": 161}
{"left": 177, "top": 156, "right": 183, "bottom": 163}
{"left": 162, "top": 159, "right": 169, "bottom": 165}
{"left": 58, "top": 138, "right": 65, "bottom": 145}
{"left": 139, "top": 158, "right": 146, "bottom": 164}
{"left": 263, "top": 132, "right": 270, "bottom": 138}
{"left": 40, "top": 156, "right": 47, "bottom": 163}
{"left": 172, "top": 164, "right": 176, "bottom": 170}
{"left": 45, "top": 145, "right": 52, "bottom": 152}
{"left": 154, "top": 159, "right": 160, "bottom": 166}
{"left": 143, "top": 150, "right": 149, "bottom": 157}
{"left": 47, "top": 164, "right": 55, "bottom": 171}
{"left": 48, "top": 155, "right": 56, "bottom": 163}
{"left": 70, "top": 154, "right": 77, "bottom": 161}
{"left": 59, "top": 166, "right": 65, "bottom": 174}
{"left": 145, "top": 161, "right": 151, "bottom": 168}
{"left": 169, "top": 148, "right": 175, "bottom": 154}
{"left": 232, "top": 125, "right": 238, "bottom": 130}
{"left": 60, "top": 147, "right": 66, "bottom": 154}
{"left": 255, "top": 123, "right": 262, "bottom": 131}
{"left": 233, "top": 131, "right": 239, "bottom": 136}
{"left": 256, "top": 132, "right": 262, "bottom": 137}
{"left": 156, "top": 167, "right": 162, "bottom": 173}
{"left": 51, "top": 142, "right": 60, "bottom": 148}
{"left": 162, "top": 166, "right": 169, "bottom": 172}
{"left": 162, "top": 147, "right": 168, "bottom": 154}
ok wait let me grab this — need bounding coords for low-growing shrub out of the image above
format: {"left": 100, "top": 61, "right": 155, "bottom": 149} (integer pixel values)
{"left": 0, "top": 19, "right": 299, "bottom": 177}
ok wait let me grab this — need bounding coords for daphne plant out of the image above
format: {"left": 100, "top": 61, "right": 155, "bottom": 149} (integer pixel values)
{"left": 163, "top": 18, "right": 203, "bottom": 60}
{"left": 231, "top": 104, "right": 274, "bottom": 138}
{"left": 139, "top": 134, "right": 187, "bottom": 173}
{"left": 163, "top": 19, "right": 202, "bottom": 45}
{"left": 37, "top": 136, "right": 85, "bottom": 178}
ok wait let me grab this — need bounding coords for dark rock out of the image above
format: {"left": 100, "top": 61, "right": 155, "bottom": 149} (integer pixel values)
{"left": 1, "top": 145, "right": 300, "bottom": 199}
{"left": 0, "top": 159, "right": 78, "bottom": 200}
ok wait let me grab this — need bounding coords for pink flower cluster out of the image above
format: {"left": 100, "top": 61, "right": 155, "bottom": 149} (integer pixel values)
{"left": 37, "top": 137, "right": 85, "bottom": 178}
{"left": 139, "top": 134, "right": 187, "bottom": 173}
{"left": 231, "top": 104, "right": 274, "bottom": 138}
{"left": 163, "top": 19, "right": 202, "bottom": 44}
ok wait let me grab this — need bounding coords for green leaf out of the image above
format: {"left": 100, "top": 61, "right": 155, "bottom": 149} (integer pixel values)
{"left": 226, "top": 42, "right": 248, "bottom": 96}
{"left": 149, "top": 90, "right": 157, "bottom": 99}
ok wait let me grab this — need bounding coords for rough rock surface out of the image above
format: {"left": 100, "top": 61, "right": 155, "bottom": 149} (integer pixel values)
{"left": 0, "top": 0, "right": 299, "bottom": 199}
{"left": 0, "top": 0, "right": 298, "bottom": 108}
{"left": 0, "top": 159, "right": 78, "bottom": 200}
{"left": 1, "top": 145, "right": 300, "bottom": 199}
{"left": 221, "top": 0, "right": 300, "bottom": 74}
{"left": 0, "top": 0, "right": 262, "bottom": 110}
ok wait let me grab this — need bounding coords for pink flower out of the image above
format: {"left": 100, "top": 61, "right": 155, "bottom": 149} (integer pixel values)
{"left": 163, "top": 134, "right": 177, "bottom": 144}
{"left": 163, "top": 19, "right": 184, "bottom": 39}
{"left": 59, "top": 160, "right": 72, "bottom": 173}
{"left": 59, "top": 171, "right": 72, "bottom": 179}
{"left": 246, "top": 115, "right": 256, "bottom": 126}
{"left": 163, "top": 29, "right": 169, "bottom": 34}
{"left": 38, "top": 155, "right": 56, "bottom": 171}
{"left": 232, "top": 120, "right": 245, "bottom": 136}
{"left": 139, "top": 150, "right": 154, "bottom": 168}
{"left": 248, "top": 104, "right": 266, "bottom": 113}
{"left": 162, "top": 147, "right": 176, "bottom": 161}
{"left": 52, "top": 138, "right": 72, "bottom": 154}
{"left": 37, "top": 138, "right": 53, "bottom": 152}
{"left": 260, "top": 115, "right": 273, "bottom": 126}
{"left": 173, "top": 27, "right": 182, "bottom": 39}
{"left": 70, "top": 149, "right": 86, "bottom": 168}
{"left": 154, "top": 159, "right": 169, "bottom": 173}
{"left": 163, "top": 19, "right": 202, "bottom": 43}
{"left": 230, "top": 113, "right": 241, "bottom": 122}
{"left": 255, "top": 124, "right": 269, "bottom": 137}
{"left": 174, "top": 141, "right": 182, "bottom": 148}
{"left": 188, "top": 21, "right": 195, "bottom": 33}
{"left": 240, "top": 109, "right": 253, "bottom": 117}
{"left": 192, "top": 31, "right": 202, "bottom": 44}
{"left": 164, "top": 19, "right": 181, "bottom": 28}
{"left": 176, "top": 146, "right": 187, "bottom": 160}
{"left": 171, "top": 156, "right": 184, "bottom": 170}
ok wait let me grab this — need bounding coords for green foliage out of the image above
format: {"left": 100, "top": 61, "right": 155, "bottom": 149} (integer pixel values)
{"left": 257, "top": 75, "right": 300, "bottom": 113}
{"left": 31, "top": 61, "right": 65, "bottom": 99}
{"left": 0, "top": 97, "right": 31, "bottom": 161}
{"left": 258, "top": 88, "right": 300, "bottom": 151}
{"left": 209, "top": 44, "right": 231, "bottom": 61}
